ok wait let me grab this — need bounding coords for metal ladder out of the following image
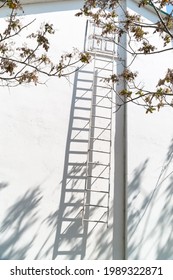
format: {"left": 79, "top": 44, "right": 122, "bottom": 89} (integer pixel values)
{"left": 82, "top": 52, "right": 114, "bottom": 226}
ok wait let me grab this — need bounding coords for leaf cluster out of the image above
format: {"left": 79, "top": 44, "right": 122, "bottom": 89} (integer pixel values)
{"left": 76, "top": 0, "right": 173, "bottom": 112}
{"left": 0, "top": 1, "right": 89, "bottom": 86}
{"left": 0, "top": 0, "right": 173, "bottom": 114}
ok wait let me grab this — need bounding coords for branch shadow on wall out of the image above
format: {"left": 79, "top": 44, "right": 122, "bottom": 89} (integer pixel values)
{"left": 128, "top": 139, "right": 173, "bottom": 259}
{"left": 0, "top": 186, "right": 42, "bottom": 259}
{"left": 0, "top": 182, "right": 8, "bottom": 191}
{"left": 127, "top": 159, "right": 149, "bottom": 258}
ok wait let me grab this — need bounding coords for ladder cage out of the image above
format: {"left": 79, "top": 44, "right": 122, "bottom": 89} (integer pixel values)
{"left": 84, "top": 20, "right": 117, "bottom": 55}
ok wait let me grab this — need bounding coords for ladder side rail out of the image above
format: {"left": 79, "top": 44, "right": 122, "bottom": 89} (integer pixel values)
{"left": 106, "top": 55, "right": 114, "bottom": 227}
{"left": 82, "top": 63, "right": 97, "bottom": 225}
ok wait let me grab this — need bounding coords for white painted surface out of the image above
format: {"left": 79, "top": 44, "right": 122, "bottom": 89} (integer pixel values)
{"left": 0, "top": 0, "right": 125, "bottom": 260}
{"left": 0, "top": 0, "right": 172, "bottom": 260}
{"left": 126, "top": 1, "right": 173, "bottom": 259}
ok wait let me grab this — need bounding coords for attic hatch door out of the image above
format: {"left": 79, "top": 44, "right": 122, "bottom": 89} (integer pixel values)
{"left": 84, "top": 20, "right": 116, "bottom": 55}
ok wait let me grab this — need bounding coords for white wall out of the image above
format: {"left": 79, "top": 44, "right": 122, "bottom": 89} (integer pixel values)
{"left": 126, "top": 0, "right": 173, "bottom": 259}
{"left": 1, "top": 0, "right": 172, "bottom": 260}
{"left": 0, "top": 0, "right": 125, "bottom": 260}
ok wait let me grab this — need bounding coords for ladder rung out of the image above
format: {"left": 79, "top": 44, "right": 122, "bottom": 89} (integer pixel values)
{"left": 88, "top": 175, "right": 109, "bottom": 179}
{"left": 73, "top": 116, "right": 90, "bottom": 120}
{"left": 71, "top": 139, "right": 88, "bottom": 143}
{"left": 88, "top": 162, "right": 109, "bottom": 167}
{"left": 83, "top": 219, "right": 107, "bottom": 224}
{"left": 69, "top": 151, "right": 88, "bottom": 154}
{"left": 66, "top": 189, "right": 85, "bottom": 193}
{"left": 88, "top": 50, "right": 116, "bottom": 58}
{"left": 59, "top": 233, "right": 83, "bottom": 238}
{"left": 64, "top": 203, "right": 83, "bottom": 207}
{"left": 92, "top": 104, "right": 111, "bottom": 109}
{"left": 56, "top": 251, "right": 82, "bottom": 255}
{"left": 72, "top": 127, "right": 89, "bottom": 131}
{"left": 85, "top": 204, "right": 108, "bottom": 208}
{"left": 68, "top": 162, "right": 86, "bottom": 166}
{"left": 86, "top": 189, "right": 109, "bottom": 194}
{"left": 67, "top": 175, "right": 86, "bottom": 179}
{"left": 78, "top": 79, "right": 93, "bottom": 83}
{"left": 89, "top": 149, "right": 110, "bottom": 155}
{"left": 95, "top": 57, "right": 113, "bottom": 63}
{"left": 90, "top": 137, "right": 111, "bottom": 142}
{"left": 78, "top": 70, "right": 93, "bottom": 74}
{"left": 93, "top": 94, "right": 111, "bottom": 99}
{"left": 74, "top": 106, "right": 91, "bottom": 111}
{"left": 76, "top": 87, "right": 92, "bottom": 91}
{"left": 95, "top": 75, "right": 111, "bottom": 79}
{"left": 76, "top": 97, "right": 91, "bottom": 101}
{"left": 92, "top": 115, "right": 111, "bottom": 120}
{"left": 95, "top": 66, "right": 112, "bottom": 71}
{"left": 92, "top": 34, "right": 114, "bottom": 40}
{"left": 62, "top": 217, "right": 81, "bottom": 222}
{"left": 91, "top": 126, "right": 111, "bottom": 130}
{"left": 93, "top": 85, "right": 111, "bottom": 89}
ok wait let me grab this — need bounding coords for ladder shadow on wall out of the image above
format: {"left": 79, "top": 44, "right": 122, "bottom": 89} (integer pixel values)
{"left": 52, "top": 68, "right": 95, "bottom": 260}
